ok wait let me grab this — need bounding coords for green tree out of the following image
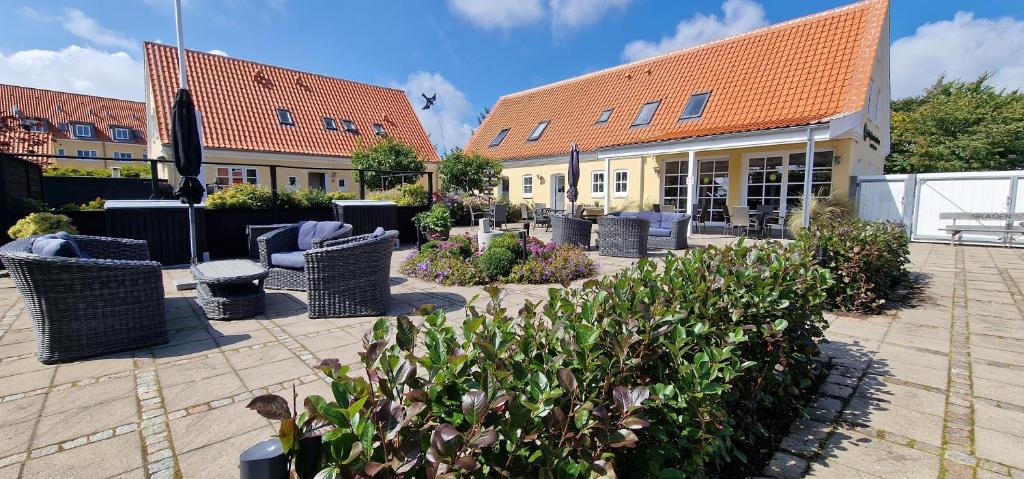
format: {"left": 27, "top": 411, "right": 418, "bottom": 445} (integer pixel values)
{"left": 350, "top": 136, "right": 425, "bottom": 189}
{"left": 437, "top": 148, "right": 502, "bottom": 194}
{"left": 887, "top": 74, "right": 1024, "bottom": 173}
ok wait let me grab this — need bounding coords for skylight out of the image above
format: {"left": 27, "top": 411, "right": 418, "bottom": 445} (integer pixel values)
{"left": 680, "top": 92, "right": 711, "bottom": 120}
{"left": 527, "top": 121, "right": 549, "bottom": 141}
{"left": 323, "top": 117, "right": 338, "bottom": 130}
{"left": 595, "top": 109, "right": 613, "bottom": 124}
{"left": 632, "top": 100, "right": 660, "bottom": 127}
{"left": 372, "top": 123, "right": 386, "bottom": 135}
{"left": 276, "top": 108, "right": 294, "bottom": 125}
{"left": 489, "top": 128, "right": 509, "bottom": 147}
{"left": 342, "top": 120, "right": 358, "bottom": 132}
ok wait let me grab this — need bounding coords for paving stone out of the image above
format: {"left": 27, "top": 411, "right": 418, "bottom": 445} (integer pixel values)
{"left": 22, "top": 432, "right": 142, "bottom": 479}
{"left": 763, "top": 452, "right": 808, "bottom": 479}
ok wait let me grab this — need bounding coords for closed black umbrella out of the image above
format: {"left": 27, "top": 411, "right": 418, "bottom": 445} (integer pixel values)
{"left": 567, "top": 143, "right": 580, "bottom": 217}
{"left": 172, "top": 0, "right": 204, "bottom": 263}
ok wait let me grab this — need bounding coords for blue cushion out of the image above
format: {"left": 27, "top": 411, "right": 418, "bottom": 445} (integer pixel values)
{"left": 618, "top": 211, "right": 639, "bottom": 218}
{"left": 270, "top": 251, "right": 305, "bottom": 269}
{"left": 638, "top": 211, "right": 661, "bottom": 225}
{"left": 296, "top": 221, "right": 318, "bottom": 251}
{"left": 313, "top": 221, "right": 343, "bottom": 242}
{"left": 649, "top": 227, "right": 672, "bottom": 237}
{"left": 369, "top": 227, "right": 385, "bottom": 238}
{"left": 31, "top": 238, "right": 81, "bottom": 258}
{"left": 658, "top": 212, "right": 687, "bottom": 229}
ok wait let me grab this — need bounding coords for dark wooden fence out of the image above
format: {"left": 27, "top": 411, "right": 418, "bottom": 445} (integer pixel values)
{"left": 0, "top": 153, "right": 44, "bottom": 242}
{"left": 42, "top": 176, "right": 171, "bottom": 207}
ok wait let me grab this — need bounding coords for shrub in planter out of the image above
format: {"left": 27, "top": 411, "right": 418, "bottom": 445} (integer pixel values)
{"left": 369, "top": 183, "right": 429, "bottom": 206}
{"left": 477, "top": 246, "right": 516, "bottom": 279}
{"left": 796, "top": 219, "right": 910, "bottom": 312}
{"left": 414, "top": 204, "right": 453, "bottom": 240}
{"left": 8, "top": 212, "right": 77, "bottom": 239}
{"left": 206, "top": 183, "right": 275, "bottom": 209}
{"left": 487, "top": 232, "right": 523, "bottom": 257}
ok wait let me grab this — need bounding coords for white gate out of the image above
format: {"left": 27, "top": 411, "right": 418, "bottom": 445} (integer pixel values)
{"left": 856, "top": 171, "right": 1024, "bottom": 247}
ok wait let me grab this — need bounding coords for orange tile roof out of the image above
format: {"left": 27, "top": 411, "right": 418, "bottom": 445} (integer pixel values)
{"left": 144, "top": 43, "right": 439, "bottom": 162}
{"left": 465, "top": 0, "right": 887, "bottom": 160}
{"left": 0, "top": 84, "right": 146, "bottom": 158}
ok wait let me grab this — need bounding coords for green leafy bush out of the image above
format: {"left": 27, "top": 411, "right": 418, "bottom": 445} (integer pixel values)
{"left": 11, "top": 197, "right": 47, "bottom": 213}
{"left": 81, "top": 197, "right": 105, "bottom": 210}
{"left": 45, "top": 165, "right": 152, "bottom": 178}
{"left": 350, "top": 136, "right": 426, "bottom": 189}
{"left": 205, "top": 184, "right": 275, "bottom": 209}
{"left": 8, "top": 212, "right": 78, "bottom": 239}
{"left": 400, "top": 248, "right": 487, "bottom": 285}
{"left": 477, "top": 246, "right": 516, "bottom": 279}
{"left": 487, "top": 232, "right": 523, "bottom": 258}
{"left": 254, "top": 239, "right": 832, "bottom": 478}
{"left": 369, "top": 183, "right": 429, "bottom": 206}
{"left": 413, "top": 204, "right": 453, "bottom": 234}
{"left": 796, "top": 219, "right": 911, "bottom": 312}
{"left": 507, "top": 242, "right": 596, "bottom": 285}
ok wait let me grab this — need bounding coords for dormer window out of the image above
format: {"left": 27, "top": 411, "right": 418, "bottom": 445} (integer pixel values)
{"left": 323, "top": 117, "right": 338, "bottom": 131}
{"left": 276, "top": 108, "right": 294, "bottom": 125}
{"left": 631, "top": 100, "right": 660, "bottom": 127}
{"left": 372, "top": 123, "right": 386, "bottom": 135}
{"left": 111, "top": 127, "right": 131, "bottom": 141}
{"left": 342, "top": 120, "right": 358, "bottom": 132}
{"left": 72, "top": 123, "right": 94, "bottom": 138}
{"left": 527, "top": 121, "right": 548, "bottom": 142}
{"left": 595, "top": 109, "right": 613, "bottom": 124}
{"left": 489, "top": 128, "right": 509, "bottom": 147}
{"left": 679, "top": 92, "right": 711, "bottom": 120}
{"left": 24, "top": 118, "right": 47, "bottom": 133}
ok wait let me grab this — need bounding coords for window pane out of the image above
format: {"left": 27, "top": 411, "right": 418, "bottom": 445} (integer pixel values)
{"left": 596, "top": 109, "right": 612, "bottom": 123}
{"left": 490, "top": 129, "right": 509, "bottom": 147}
{"left": 632, "top": 101, "right": 660, "bottom": 126}
{"left": 528, "top": 121, "right": 548, "bottom": 141}
{"left": 680, "top": 92, "right": 710, "bottom": 119}
{"left": 665, "top": 161, "right": 679, "bottom": 174}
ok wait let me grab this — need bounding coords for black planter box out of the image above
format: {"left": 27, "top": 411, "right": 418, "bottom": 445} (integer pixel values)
{"left": 104, "top": 200, "right": 207, "bottom": 266}
{"left": 204, "top": 208, "right": 333, "bottom": 259}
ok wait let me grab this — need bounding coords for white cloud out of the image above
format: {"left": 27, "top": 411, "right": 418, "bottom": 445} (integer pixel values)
{"left": 208, "top": 49, "right": 230, "bottom": 56}
{"left": 0, "top": 46, "right": 144, "bottom": 100}
{"left": 621, "top": 0, "right": 767, "bottom": 62}
{"left": 447, "top": 0, "right": 545, "bottom": 30}
{"left": 62, "top": 8, "right": 138, "bottom": 51}
{"left": 550, "top": 0, "right": 631, "bottom": 29}
{"left": 891, "top": 12, "right": 1024, "bottom": 98}
{"left": 395, "top": 72, "right": 475, "bottom": 154}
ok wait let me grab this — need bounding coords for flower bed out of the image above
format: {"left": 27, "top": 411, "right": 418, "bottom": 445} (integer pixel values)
{"left": 400, "top": 233, "right": 596, "bottom": 285}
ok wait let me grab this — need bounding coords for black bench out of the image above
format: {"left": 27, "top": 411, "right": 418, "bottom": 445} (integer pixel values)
{"left": 939, "top": 212, "right": 1024, "bottom": 246}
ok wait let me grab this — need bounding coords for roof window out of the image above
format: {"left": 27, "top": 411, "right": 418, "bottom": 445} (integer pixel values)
{"left": 632, "top": 100, "right": 660, "bottom": 127}
{"left": 595, "top": 109, "right": 613, "bottom": 124}
{"left": 489, "top": 128, "right": 509, "bottom": 147}
{"left": 680, "top": 92, "right": 711, "bottom": 120}
{"left": 342, "top": 120, "right": 358, "bottom": 132}
{"left": 323, "top": 117, "right": 338, "bottom": 130}
{"left": 527, "top": 121, "right": 549, "bottom": 141}
{"left": 372, "top": 123, "right": 386, "bottom": 135}
{"left": 276, "top": 108, "right": 294, "bottom": 125}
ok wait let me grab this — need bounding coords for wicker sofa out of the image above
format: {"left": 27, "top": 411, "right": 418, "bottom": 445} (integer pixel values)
{"left": 0, "top": 234, "right": 167, "bottom": 364}
{"left": 597, "top": 216, "right": 650, "bottom": 258}
{"left": 614, "top": 211, "right": 692, "bottom": 249}
{"left": 551, "top": 215, "right": 593, "bottom": 248}
{"left": 305, "top": 231, "right": 399, "bottom": 318}
{"left": 257, "top": 221, "right": 353, "bottom": 291}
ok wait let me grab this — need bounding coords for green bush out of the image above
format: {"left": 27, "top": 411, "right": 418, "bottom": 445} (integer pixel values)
{"left": 796, "top": 219, "right": 911, "bottom": 312}
{"left": 11, "top": 198, "right": 47, "bottom": 213}
{"left": 413, "top": 204, "right": 452, "bottom": 233}
{"left": 507, "top": 242, "right": 596, "bottom": 285}
{"left": 205, "top": 184, "right": 274, "bottom": 209}
{"left": 8, "top": 212, "right": 78, "bottom": 239}
{"left": 400, "top": 248, "right": 487, "bottom": 285}
{"left": 45, "top": 165, "right": 151, "bottom": 178}
{"left": 487, "top": 232, "right": 523, "bottom": 258}
{"left": 477, "top": 246, "right": 516, "bottom": 279}
{"left": 327, "top": 191, "right": 358, "bottom": 201}
{"left": 253, "top": 239, "right": 832, "bottom": 478}
{"left": 369, "top": 183, "right": 429, "bottom": 206}
{"left": 80, "top": 197, "right": 105, "bottom": 210}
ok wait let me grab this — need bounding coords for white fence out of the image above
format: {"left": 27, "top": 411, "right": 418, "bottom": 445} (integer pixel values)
{"left": 855, "top": 170, "right": 1024, "bottom": 246}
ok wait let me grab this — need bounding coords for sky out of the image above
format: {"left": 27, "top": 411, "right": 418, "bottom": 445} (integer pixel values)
{"left": 2, "top": 0, "right": 1023, "bottom": 153}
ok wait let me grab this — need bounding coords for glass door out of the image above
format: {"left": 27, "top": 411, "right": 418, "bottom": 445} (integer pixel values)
{"left": 785, "top": 151, "right": 834, "bottom": 214}
{"left": 661, "top": 159, "right": 689, "bottom": 211}
{"left": 697, "top": 159, "right": 729, "bottom": 222}
{"left": 747, "top": 156, "right": 784, "bottom": 212}
{"left": 551, "top": 174, "right": 566, "bottom": 211}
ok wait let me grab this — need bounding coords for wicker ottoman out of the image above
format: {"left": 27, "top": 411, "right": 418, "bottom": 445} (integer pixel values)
{"left": 192, "top": 259, "right": 269, "bottom": 320}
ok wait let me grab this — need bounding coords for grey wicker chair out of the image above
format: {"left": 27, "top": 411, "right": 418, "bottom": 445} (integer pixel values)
{"left": 0, "top": 235, "right": 167, "bottom": 364}
{"left": 257, "top": 223, "right": 353, "bottom": 290}
{"left": 597, "top": 216, "right": 650, "bottom": 258}
{"left": 648, "top": 213, "right": 691, "bottom": 250}
{"left": 551, "top": 215, "right": 593, "bottom": 248}
{"left": 306, "top": 231, "right": 399, "bottom": 318}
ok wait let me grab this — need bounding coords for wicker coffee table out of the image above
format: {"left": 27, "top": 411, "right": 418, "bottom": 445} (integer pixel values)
{"left": 191, "top": 259, "right": 269, "bottom": 320}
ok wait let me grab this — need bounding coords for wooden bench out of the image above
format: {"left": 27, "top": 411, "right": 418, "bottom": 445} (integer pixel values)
{"left": 939, "top": 212, "right": 1024, "bottom": 246}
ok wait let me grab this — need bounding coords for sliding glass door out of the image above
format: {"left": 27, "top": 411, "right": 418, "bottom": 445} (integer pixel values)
{"left": 697, "top": 159, "right": 730, "bottom": 222}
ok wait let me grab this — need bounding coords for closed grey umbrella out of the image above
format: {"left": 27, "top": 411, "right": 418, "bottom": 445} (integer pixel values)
{"left": 567, "top": 143, "right": 580, "bottom": 217}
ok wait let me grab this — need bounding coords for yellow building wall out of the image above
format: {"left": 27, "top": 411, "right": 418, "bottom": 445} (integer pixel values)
{"left": 50, "top": 139, "right": 148, "bottom": 170}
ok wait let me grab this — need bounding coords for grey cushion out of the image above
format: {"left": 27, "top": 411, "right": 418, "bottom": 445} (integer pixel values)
{"left": 270, "top": 251, "right": 305, "bottom": 269}
{"left": 31, "top": 237, "right": 81, "bottom": 258}
{"left": 658, "top": 213, "right": 687, "bottom": 229}
{"left": 649, "top": 227, "right": 672, "bottom": 237}
{"left": 297, "top": 221, "right": 318, "bottom": 251}
{"left": 618, "top": 211, "right": 639, "bottom": 219}
{"left": 370, "top": 226, "right": 385, "bottom": 238}
{"left": 314, "top": 221, "right": 343, "bottom": 242}
{"left": 638, "top": 211, "right": 662, "bottom": 225}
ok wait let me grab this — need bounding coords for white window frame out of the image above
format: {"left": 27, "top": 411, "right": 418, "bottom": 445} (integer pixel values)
{"left": 522, "top": 175, "right": 534, "bottom": 198}
{"left": 56, "top": 148, "right": 66, "bottom": 157}
{"left": 338, "top": 178, "right": 348, "bottom": 191}
{"left": 27, "top": 119, "right": 47, "bottom": 132}
{"left": 76, "top": 149, "right": 98, "bottom": 158}
{"left": 740, "top": 149, "right": 835, "bottom": 220}
{"left": 591, "top": 171, "right": 605, "bottom": 196}
{"left": 113, "top": 152, "right": 133, "bottom": 159}
{"left": 613, "top": 169, "right": 629, "bottom": 197}
{"left": 73, "top": 124, "right": 93, "bottom": 138}
{"left": 215, "top": 166, "right": 259, "bottom": 190}
{"left": 111, "top": 127, "right": 131, "bottom": 141}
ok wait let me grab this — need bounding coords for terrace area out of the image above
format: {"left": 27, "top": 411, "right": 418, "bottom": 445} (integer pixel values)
{"left": 0, "top": 228, "right": 1022, "bottom": 479}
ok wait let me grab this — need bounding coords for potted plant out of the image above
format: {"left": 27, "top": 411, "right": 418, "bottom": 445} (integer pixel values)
{"left": 413, "top": 204, "right": 453, "bottom": 241}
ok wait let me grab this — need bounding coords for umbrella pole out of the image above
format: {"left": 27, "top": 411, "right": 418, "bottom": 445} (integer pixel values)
{"left": 188, "top": 203, "right": 198, "bottom": 264}
{"left": 176, "top": 0, "right": 198, "bottom": 264}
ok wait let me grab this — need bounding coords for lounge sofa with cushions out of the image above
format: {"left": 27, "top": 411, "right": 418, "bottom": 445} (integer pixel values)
{"left": 258, "top": 221, "right": 353, "bottom": 290}
{"left": 613, "top": 211, "right": 692, "bottom": 249}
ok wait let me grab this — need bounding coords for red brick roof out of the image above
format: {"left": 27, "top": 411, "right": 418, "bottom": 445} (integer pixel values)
{"left": 466, "top": 0, "right": 888, "bottom": 160}
{"left": 144, "top": 43, "right": 439, "bottom": 161}
{"left": 0, "top": 84, "right": 146, "bottom": 157}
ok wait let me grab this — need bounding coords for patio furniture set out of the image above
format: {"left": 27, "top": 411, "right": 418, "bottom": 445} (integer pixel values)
{"left": 0, "top": 219, "right": 399, "bottom": 364}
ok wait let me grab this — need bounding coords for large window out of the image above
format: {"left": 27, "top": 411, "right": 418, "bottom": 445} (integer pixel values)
{"left": 742, "top": 151, "right": 834, "bottom": 221}
{"left": 746, "top": 156, "right": 784, "bottom": 211}
{"left": 661, "top": 159, "right": 689, "bottom": 211}
{"left": 785, "top": 151, "right": 833, "bottom": 212}
{"left": 73, "top": 124, "right": 94, "bottom": 138}
{"left": 76, "top": 149, "right": 98, "bottom": 158}
{"left": 591, "top": 171, "right": 605, "bottom": 195}
{"left": 522, "top": 175, "right": 533, "bottom": 197}
{"left": 614, "top": 170, "right": 629, "bottom": 196}
{"left": 215, "top": 167, "right": 258, "bottom": 190}
{"left": 112, "top": 127, "right": 132, "bottom": 141}
{"left": 632, "top": 100, "right": 660, "bottom": 127}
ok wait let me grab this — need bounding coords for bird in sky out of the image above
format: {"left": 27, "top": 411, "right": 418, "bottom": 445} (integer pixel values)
{"left": 421, "top": 93, "right": 436, "bottom": 110}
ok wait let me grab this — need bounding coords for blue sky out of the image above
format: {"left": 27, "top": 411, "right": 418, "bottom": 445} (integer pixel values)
{"left": 3, "top": 0, "right": 1023, "bottom": 151}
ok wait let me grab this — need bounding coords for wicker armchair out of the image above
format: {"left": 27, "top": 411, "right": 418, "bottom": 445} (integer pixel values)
{"left": 648, "top": 214, "right": 691, "bottom": 250}
{"left": 306, "top": 231, "right": 399, "bottom": 318}
{"left": 0, "top": 235, "right": 167, "bottom": 364}
{"left": 551, "top": 215, "right": 593, "bottom": 248}
{"left": 257, "top": 223, "right": 353, "bottom": 290}
{"left": 597, "top": 216, "right": 650, "bottom": 258}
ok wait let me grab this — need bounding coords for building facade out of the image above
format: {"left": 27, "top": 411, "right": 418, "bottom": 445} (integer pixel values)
{"left": 0, "top": 84, "right": 148, "bottom": 168}
{"left": 465, "top": 0, "right": 890, "bottom": 226}
{"left": 144, "top": 43, "right": 439, "bottom": 195}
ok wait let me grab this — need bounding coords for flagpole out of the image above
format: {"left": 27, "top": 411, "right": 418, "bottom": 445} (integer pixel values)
{"left": 174, "top": 0, "right": 198, "bottom": 263}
